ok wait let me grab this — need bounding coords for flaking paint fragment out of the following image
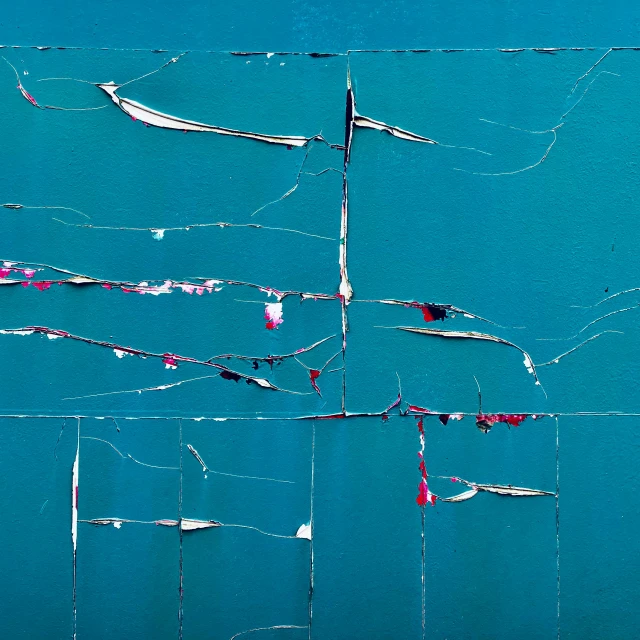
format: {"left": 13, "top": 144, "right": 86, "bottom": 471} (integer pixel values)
{"left": 435, "top": 476, "right": 554, "bottom": 502}
{"left": 296, "top": 523, "right": 312, "bottom": 540}
{"left": 390, "top": 326, "right": 543, "bottom": 389}
{"left": 415, "top": 417, "right": 435, "bottom": 507}
{"left": 0, "top": 259, "right": 338, "bottom": 301}
{"left": 361, "top": 298, "right": 498, "bottom": 324}
{"left": 353, "top": 113, "right": 438, "bottom": 144}
{"left": 264, "top": 302, "right": 283, "bottom": 330}
{"left": 293, "top": 350, "right": 342, "bottom": 397}
{"left": 32, "top": 54, "right": 345, "bottom": 148}
{"left": 97, "top": 81, "right": 313, "bottom": 146}
{"left": 348, "top": 79, "right": 490, "bottom": 155}
{"left": 0, "top": 326, "right": 319, "bottom": 395}
{"left": 475, "top": 413, "right": 533, "bottom": 432}
{"left": 3, "top": 57, "right": 107, "bottom": 111}
{"left": 181, "top": 518, "right": 222, "bottom": 531}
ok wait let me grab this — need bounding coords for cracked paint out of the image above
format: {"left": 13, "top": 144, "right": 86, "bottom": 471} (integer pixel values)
{"left": 2, "top": 45, "right": 639, "bottom": 640}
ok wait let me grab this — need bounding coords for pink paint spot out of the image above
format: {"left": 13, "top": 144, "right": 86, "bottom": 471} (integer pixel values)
{"left": 264, "top": 303, "right": 283, "bottom": 330}
{"left": 23, "top": 269, "right": 36, "bottom": 278}
{"left": 416, "top": 481, "right": 429, "bottom": 506}
{"left": 32, "top": 281, "right": 51, "bottom": 291}
{"left": 176, "top": 284, "right": 195, "bottom": 295}
{"left": 21, "top": 282, "right": 29, "bottom": 288}
{"left": 162, "top": 356, "right": 178, "bottom": 369}
{"left": 131, "top": 115, "right": 137, "bottom": 121}
{"left": 102, "top": 284, "right": 112, "bottom": 289}
{"left": 451, "top": 477, "right": 458, "bottom": 483}
{"left": 0, "top": 269, "right": 11, "bottom": 278}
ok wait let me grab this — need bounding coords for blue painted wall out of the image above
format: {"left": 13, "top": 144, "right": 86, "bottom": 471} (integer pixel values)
{"left": 1, "top": 4, "right": 639, "bottom": 640}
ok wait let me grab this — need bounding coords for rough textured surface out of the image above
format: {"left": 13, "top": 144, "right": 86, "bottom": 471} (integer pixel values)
{"left": 1, "top": 8, "right": 639, "bottom": 640}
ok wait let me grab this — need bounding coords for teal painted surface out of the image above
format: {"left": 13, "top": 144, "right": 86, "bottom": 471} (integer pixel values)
{"left": 0, "top": 15, "right": 639, "bottom": 640}
{"left": 2, "top": 1, "right": 640, "bottom": 51}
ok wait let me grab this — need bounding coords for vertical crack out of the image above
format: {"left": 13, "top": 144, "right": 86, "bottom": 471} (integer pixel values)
{"left": 421, "top": 507, "right": 426, "bottom": 640}
{"left": 340, "top": 61, "right": 355, "bottom": 413}
{"left": 72, "top": 417, "right": 80, "bottom": 640}
{"left": 555, "top": 416, "right": 561, "bottom": 640}
{"left": 178, "top": 418, "right": 184, "bottom": 640}
{"left": 308, "top": 421, "right": 316, "bottom": 640}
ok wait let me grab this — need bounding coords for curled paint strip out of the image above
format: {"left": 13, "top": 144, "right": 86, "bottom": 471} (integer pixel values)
{"left": 0, "top": 326, "right": 318, "bottom": 395}
{"left": 0, "top": 259, "right": 338, "bottom": 301}
{"left": 433, "top": 475, "right": 554, "bottom": 502}
{"left": 389, "top": 326, "right": 544, "bottom": 391}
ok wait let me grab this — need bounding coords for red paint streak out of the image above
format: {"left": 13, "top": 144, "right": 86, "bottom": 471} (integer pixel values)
{"left": 309, "top": 369, "right": 321, "bottom": 395}
{"left": 32, "top": 281, "right": 52, "bottom": 291}
{"left": 75, "top": 485, "right": 79, "bottom": 509}
{"left": 385, "top": 393, "right": 402, "bottom": 413}
{"left": 416, "top": 481, "right": 428, "bottom": 506}
{"left": 477, "top": 413, "right": 527, "bottom": 428}
{"left": 19, "top": 84, "right": 38, "bottom": 107}
{"left": 408, "top": 405, "right": 437, "bottom": 415}
{"left": 414, "top": 416, "right": 436, "bottom": 507}
{"left": 421, "top": 306, "right": 436, "bottom": 322}
{"left": 265, "top": 321, "right": 276, "bottom": 330}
